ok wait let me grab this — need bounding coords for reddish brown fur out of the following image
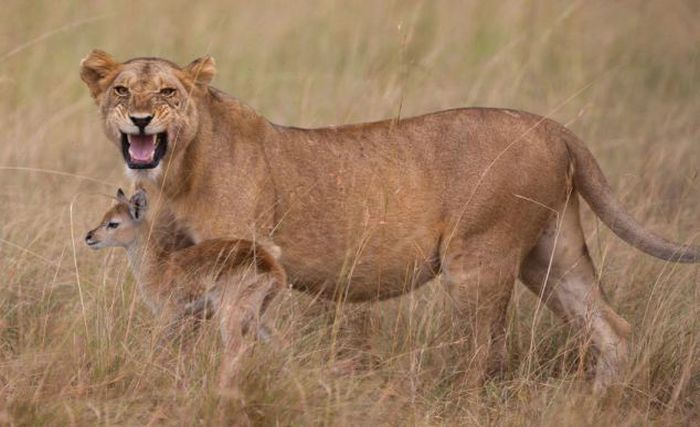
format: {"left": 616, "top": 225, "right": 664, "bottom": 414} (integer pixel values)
{"left": 85, "top": 189, "right": 286, "bottom": 393}
{"left": 159, "top": 239, "right": 286, "bottom": 305}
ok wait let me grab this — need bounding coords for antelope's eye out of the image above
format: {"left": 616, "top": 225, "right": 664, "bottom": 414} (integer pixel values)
{"left": 160, "top": 87, "right": 176, "bottom": 97}
{"left": 107, "top": 221, "right": 120, "bottom": 229}
{"left": 114, "top": 85, "right": 129, "bottom": 96}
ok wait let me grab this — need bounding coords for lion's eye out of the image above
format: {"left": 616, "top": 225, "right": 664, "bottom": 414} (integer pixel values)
{"left": 107, "top": 221, "right": 120, "bottom": 229}
{"left": 160, "top": 87, "right": 176, "bottom": 97}
{"left": 114, "top": 85, "right": 129, "bottom": 96}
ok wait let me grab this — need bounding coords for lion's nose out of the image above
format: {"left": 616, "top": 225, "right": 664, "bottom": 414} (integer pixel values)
{"left": 85, "top": 231, "right": 93, "bottom": 242}
{"left": 129, "top": 115, "right": 153, "bottom": 131}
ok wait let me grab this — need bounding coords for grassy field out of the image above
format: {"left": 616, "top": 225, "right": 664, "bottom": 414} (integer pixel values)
{"left": 1, "top": 0, "right": 699, "bottom": 425}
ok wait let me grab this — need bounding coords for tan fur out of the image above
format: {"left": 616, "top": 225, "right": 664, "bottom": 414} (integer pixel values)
{"left": 81, "top": 50, "right": 699, "bottom": 390}
{"left": 85, "top": 189, "right": 286, "bottom": 391}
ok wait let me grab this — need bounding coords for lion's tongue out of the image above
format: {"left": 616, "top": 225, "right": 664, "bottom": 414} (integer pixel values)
{"left": 128, "top": 134, "right": 156, "bottom": 163}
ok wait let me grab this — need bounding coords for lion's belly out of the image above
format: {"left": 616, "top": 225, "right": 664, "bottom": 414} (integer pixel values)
{"left": 271, "top": 178, "right": 444, "bottom": 300}
{"left": 274, "top": 219, "right": 442, "bottom": 301}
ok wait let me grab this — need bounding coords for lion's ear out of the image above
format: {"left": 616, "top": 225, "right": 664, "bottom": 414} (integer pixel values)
{"left": 184, "top": 56, "right": 216, "bottom": 86}
{"left": 80, "top": 49, "right": 120, "bottom": 98}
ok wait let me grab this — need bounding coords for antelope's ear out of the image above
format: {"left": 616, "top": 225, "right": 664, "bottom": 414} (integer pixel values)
{"left": 80, "top": 49, "right": 120, "bottom": 98}
{"left": 183, "top": 55, "right": 216, "bottom": 86}
{"left": 128, "top": 189, "right": 149, "bottom": 221}
{"left": 116, "top": 188, "right": 128, "bottom": 203}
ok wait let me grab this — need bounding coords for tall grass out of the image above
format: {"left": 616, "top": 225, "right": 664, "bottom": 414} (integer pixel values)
{"left": 1, "top": 0, "right": 698, "bottom": 425}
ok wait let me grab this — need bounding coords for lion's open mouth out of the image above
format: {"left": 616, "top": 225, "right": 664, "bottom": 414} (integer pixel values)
{"left": 121, "top": 132, "right": 168, "bottom": 169}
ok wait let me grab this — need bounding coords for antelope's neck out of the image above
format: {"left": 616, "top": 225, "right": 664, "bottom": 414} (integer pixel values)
{"left": 125, "top": 225, "right": 169, "bottom": 300}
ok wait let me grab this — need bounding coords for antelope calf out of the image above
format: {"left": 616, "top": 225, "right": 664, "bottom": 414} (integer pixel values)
{"left": 85, "top": 188, "right": 286, "bottom": 389}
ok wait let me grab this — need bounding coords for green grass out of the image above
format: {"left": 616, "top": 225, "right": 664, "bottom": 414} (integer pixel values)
{"left": 1, "top": 0, "right": 698, "bottom": 425}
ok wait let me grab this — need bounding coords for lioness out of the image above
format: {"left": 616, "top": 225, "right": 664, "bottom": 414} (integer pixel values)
{"left": 80, "top": 50, "right": 698, "bottom": 390}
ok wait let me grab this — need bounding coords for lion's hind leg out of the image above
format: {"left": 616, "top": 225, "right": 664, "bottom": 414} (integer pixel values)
{"left": 519, "top": 196, "right": 631, "bottom": 391}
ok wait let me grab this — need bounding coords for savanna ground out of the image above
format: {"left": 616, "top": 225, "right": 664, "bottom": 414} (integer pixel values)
{"left": 1, "top": 0, "right": 699, "bottom": 425}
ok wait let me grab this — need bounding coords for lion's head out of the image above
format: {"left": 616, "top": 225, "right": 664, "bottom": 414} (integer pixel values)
{"left": 80, "top": 50, "right": 216, "bottom": 175}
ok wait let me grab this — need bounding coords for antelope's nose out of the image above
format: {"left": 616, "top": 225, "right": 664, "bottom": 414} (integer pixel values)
{"left": 85, "top": 231, "right": 94, "bottom": 242}
{"left": 129, "top": 115, "right": 153, "bottom": 131}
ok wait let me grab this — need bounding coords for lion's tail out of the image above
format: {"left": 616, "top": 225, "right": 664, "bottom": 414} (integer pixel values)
{"left": 562, "top": 131, "right": 700, "bottom": 263}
